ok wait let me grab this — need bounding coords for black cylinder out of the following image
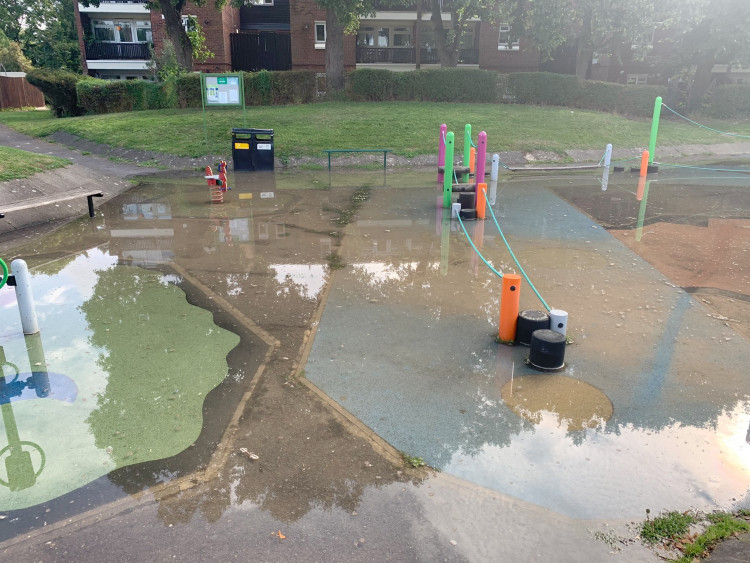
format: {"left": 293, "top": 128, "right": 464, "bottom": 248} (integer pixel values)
{"left": 528, "top": 329, "right": 566, "bottom": 370}
{"left": 515, "top": 310, "right": 550, "bottom": 346}
{"left": 458, "top": 192, "right": 475, "bottom": 209}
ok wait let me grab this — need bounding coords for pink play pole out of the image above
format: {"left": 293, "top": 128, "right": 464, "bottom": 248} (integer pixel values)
{"left": 474, "top": 131, "right": 487, "bottom": 207}
{"left": 438, "top": 123, "right": 447, "bottom": 183}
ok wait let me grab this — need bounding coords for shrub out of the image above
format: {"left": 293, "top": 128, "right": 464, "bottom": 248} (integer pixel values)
{"left": 505, "top": 72, "right": 666, "bottom": 117}
{"left": 25, "top": 68, "right": 84, "bottom": 117}
{"left": 703, "top": 84, "right": 750, "bottom": 118}
{"left": 347, "top": 68, "right": 500, "bottom": 102}
{"left": 244, "top": 70, "right": 316, "bottom": 106}
{"left": 176, "top": 73, "right": 201, "bottom": 108}
{"left": 77, "top": 78, "right": 177, "bottom": 114}
{"left": 507, "top": 72, "right": 580, "bottom": 106}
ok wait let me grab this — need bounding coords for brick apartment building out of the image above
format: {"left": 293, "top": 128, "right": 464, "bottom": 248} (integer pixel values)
{"left": 75, "top": 0, "right": 538, "bottom": 80}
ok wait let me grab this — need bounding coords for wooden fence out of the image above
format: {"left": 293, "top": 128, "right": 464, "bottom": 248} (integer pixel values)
{"left": 0, "top": 76, "right": 45, "bottom": 109}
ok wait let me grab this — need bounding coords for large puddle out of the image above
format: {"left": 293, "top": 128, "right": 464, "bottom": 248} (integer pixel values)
{"left": 1, "top": 165, "right": 748, "bottom": 527}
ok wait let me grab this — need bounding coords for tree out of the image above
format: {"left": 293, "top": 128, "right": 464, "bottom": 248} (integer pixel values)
{"left": 0, "top": 0, "right": 24, "bottom": 43}
{"left": 316, "top": 0, "right": 375, "bottom": 92}
{"left": 504, "top": 0, "right": 661, "bottom": 79}
{"left": 663, "top": 0, "right": 750, "bottom": 111}
{"left": 0, "top": 29, "right": 32, "bottom": 72}
{"left": 429, "top": 0, "right": 502, "bottom": 67}
{"left": 21, "top": 0, "right": 82, "bottom": 72}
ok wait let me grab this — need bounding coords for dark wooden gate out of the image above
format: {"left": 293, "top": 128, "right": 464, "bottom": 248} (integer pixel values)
{"left": 230, "top": 32, "right": 291, "bottom": 72}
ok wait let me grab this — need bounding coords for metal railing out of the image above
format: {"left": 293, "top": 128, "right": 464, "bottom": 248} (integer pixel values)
{"left": 85, "top": 42, "right": 151, "bottom": 61}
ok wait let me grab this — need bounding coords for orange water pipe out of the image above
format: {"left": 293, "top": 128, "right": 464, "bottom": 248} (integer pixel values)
{"left": 498, "top": 274, "right": 521, "bottom": 343}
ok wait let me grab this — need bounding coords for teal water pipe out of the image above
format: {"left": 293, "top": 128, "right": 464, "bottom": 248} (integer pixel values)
{"left": 0, "top": 258, "right": 7, "bottom": 289}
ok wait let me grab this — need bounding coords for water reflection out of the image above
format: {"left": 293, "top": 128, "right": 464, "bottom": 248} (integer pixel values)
{"left": 0, "top": 252, "right": 238, "bottom": 511}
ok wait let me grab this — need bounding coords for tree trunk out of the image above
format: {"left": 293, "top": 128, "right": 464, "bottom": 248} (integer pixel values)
{"left": 430, "top": 0, "right": 457, "bottom": 67}
{"left": 687, "top": 48, "right": 717, "bottom": 112}
{"left": 158, "top": 0, "right": 193, "bottom": 71}
{"left": 415, "top": 3, "right": 422, "bottom": 69}
{"left": 574, "top": 10, "right": 592, "bottom": 80}
{"left": 325, "top": 9, "right": 345, "bottom": 92}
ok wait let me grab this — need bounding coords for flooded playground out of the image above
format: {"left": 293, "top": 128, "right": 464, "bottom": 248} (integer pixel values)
{"left": 0, "top": 164, "right": 748, "bottom": 556}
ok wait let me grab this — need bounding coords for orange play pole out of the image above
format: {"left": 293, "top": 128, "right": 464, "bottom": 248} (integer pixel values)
{"left": 498, "top": 274, "right": 521, "bottom": 343}
{"left": 639, "top": 150, "right": 649, "bottom": 177}
{"left": 476, "top": 182, "right": 487, "bottom": 219}
{"left": 469, "top": 147, "right": 476, "bottom": 175}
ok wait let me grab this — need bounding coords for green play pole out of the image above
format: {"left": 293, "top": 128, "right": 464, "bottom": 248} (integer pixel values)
{"left": 648, "top": 96, "right": 662, "bottom": 164}
{"left": 463, "top": 124, "right": 471, "bottom": 182}
{"left": 443, "top": 132, "right": 454, "bottom": 208}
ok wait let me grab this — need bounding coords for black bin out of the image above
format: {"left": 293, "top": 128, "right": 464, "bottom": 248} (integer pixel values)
{"left": 232, "top": 128, "right": 274, "bottom": 172}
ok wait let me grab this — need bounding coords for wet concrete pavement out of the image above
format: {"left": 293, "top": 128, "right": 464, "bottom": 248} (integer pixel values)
{"left": 0, "top": 129, "right": 749, "bottom": 561}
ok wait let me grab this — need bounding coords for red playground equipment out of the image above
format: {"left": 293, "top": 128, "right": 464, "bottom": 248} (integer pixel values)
{"left": 205, "top": 160, "right": 230, "bottom": 203}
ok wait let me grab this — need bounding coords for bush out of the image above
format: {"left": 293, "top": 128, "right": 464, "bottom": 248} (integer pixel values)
{"left": 244, "top": 70, "right": 316, "bottom": 105}
{"left": 703, "top": 84, "right": 750, "bottom": 118}
{"left": 25, "top": 68, "right": 84, "bottom": 117}
{"left": 347, "top": 68, "right": 500, "bottom": 102}
{"left": 77, "top": 78, "right": 177, "bottom": 114}
{"left": 506, "top": 72, "right": 665, "bottom": 117}
{"left": 176, "top": 73, "right": 201, "bottom": 108}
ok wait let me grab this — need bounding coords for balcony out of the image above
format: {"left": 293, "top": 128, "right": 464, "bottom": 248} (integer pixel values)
{"left": 85, "top": 42, "right": 151, "bottom": 60}
{"left": 356, "top": 47, "right": 478, "bottom": 65}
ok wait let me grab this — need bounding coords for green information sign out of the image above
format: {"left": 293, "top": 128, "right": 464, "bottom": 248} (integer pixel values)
{"left": 203, "top": 74, "right": 241, "bottom": 106}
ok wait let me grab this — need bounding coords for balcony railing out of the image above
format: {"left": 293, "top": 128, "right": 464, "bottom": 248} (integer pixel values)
{"left": 356, "top": 46, "right": 478, "bottom": 65}
{"left": 85, "top": 42, "right": 151, "bottom": 60}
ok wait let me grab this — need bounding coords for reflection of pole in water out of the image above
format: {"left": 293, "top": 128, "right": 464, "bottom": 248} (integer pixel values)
{"left": 600, "top": 166, "right": 610, "bottom": 191}
{"left": 635, "top": 180, "right": 651, "bottom": 242}
{"left": 0, "top": 345, "right": 47, "bottom": 491}
{"left": 488, "top": 180, "right": 498, "bottom": 206}
{"left": 440, "top": 213, "right": 450, "bottom": 276}
{"left": 470, "top": 218, "right": 485, "bottom": 276}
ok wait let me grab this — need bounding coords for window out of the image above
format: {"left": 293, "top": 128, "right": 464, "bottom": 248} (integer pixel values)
{"left": 393, "top": 27, "right": 411, "bottom": 48}
{"left": 93, "top": 20, "right": 116, "bottom": 42}
{"left": 182, "top": 15, "right": 197, "bottom": 33}
{"left": 92, "top": 19, "right": 151, "bottom": 43}
{"left": 136, "top": 21, "right": 152, "bottom": 43}
{"left": 115, "top": 21, "right": 133, "bottom": 43}
{"left": 497, "top": 24, "right": 519, "bottom": 51}
{"left": 377, "top": 27, "right": 389, "bottom": 47}
{"left": 357, "top": 27, "right": 375, "bottom": 47}
{"left": 627, "top": 74, "right": 648, "bottom": 85}
{"left": 315, "top": 22, "right": 326, "bottom": 49}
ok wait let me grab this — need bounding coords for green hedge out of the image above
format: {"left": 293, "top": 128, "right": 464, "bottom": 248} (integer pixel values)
{"left": 176, "top": 70, "right": 316, "bottom": 108}
{"left": 348, "top": 68, "right": 500, "bottom": 102}
{"left": 25, "top": 68, "right": 84, "bottom": 117}
{"left": 77, "top": 78, "right": 176, "bottom": 114}
{"left": 702, "top": 84, "right": 750, "bottom": 118}
{"left": 75, "top": 70, "right": 316, "bottom": 114}
{"left": 507, "top": 72, "right": 666, "bottom": 117}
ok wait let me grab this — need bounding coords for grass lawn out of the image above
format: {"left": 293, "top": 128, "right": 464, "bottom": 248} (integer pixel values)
{"left": 0, "top": 146, "right": 70, "bottom": 182}
{"left": 1, "top": 103, "right": 749, "bottom": 164}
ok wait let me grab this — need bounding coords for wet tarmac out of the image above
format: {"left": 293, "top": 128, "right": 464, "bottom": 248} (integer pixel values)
{"left": 0, "top": 164, "right": 748, "bottom": 560}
